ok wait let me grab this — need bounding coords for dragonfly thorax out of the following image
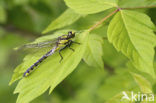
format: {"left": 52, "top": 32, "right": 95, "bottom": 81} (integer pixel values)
{"left": 67, "top": 31, "right": 75, "bottom": 39}
{"left": 57, "top": 31, "right": 75, "bottom": 43}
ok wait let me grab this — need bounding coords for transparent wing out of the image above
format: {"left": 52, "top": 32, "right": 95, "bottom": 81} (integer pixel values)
{"left": 17, "top": 39, "right": 57, "bottom": 52}
{"left": 23, "top": 40, "right": 56, "bottom": 48}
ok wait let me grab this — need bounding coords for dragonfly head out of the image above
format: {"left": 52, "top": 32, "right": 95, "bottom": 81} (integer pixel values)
{"left": 68, "top": 31, "right": 75, "bottom": 39}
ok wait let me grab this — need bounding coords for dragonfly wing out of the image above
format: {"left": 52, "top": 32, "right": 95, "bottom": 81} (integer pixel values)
{"left": 18, "top": 39, "right": 57, "bottom": 51}
{"left": 23, "top": 41, "right": 55, "bottom": 48}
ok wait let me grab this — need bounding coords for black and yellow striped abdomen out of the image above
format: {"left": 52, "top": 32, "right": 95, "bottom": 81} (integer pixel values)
{"left": 23, "top": 46, "right": 57, "bottom": 77}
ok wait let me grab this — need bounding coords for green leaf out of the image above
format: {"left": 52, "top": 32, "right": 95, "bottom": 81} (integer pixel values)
{"left": 64, "top": 0, "right": 117, "bottom": 14}
{"left": 42, "top": 9, "right": 81, "bottom": 34}
{"left": 83, "top": 34, "right": 104, "bottom": 70}
{"left": 118, "top": 0, "right": 156, "bottom": 8}
{"left": 131, "top": 72, "right": 152, "bottom": 93}
{"left": 107, "top": 10, "right": 156, "bottom": 78}
{"left": 10, "top": 30, "right": 89, "bottom": 103}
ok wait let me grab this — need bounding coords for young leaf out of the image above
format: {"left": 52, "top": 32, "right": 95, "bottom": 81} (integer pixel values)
{"left": 83, "top": 34, "right": 104, "bottom": 70}
{"left": 131, "top": 72, "right": 152, "bottom": 93}
{"left": 107, "top": 10, "right": 156, "bottom": 78}
{"left": 10, "top": 30, "right": 89, "bottom": 103}
{"left": 64, "top": 0, "right": 117, "bottom": 14}
{"left": 42, "top": 8, "right": 81, "bottom": 34}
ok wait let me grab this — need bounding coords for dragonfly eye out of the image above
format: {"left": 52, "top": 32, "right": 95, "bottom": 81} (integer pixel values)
{"left": 68, "top": 31, "right": 75, "bottom": 38}
{"left": 68, "top": 31, "right": 72, "bottom": 35}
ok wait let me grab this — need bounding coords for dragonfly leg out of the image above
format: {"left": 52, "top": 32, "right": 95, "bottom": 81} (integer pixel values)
{"left": 68, "top": 46, "right": 74, "bottom": 52}
{"left": 59, "top": 45, "right": 68, "bottom": 63}
{"left": 68, "top": 41, "right": 75, "bottom": 52}
{"left": 59, "top": 51, "right": 63, "bottom": 63}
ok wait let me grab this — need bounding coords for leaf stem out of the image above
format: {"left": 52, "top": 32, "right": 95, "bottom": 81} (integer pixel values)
{"left": 88, "top": 5, "right": 156, "bottom": 32}
{"left": 122, "top": 5, "right": 156, "bottom": 10}
{"left": 88, "top": 8, "right": 120, "bottom": 32}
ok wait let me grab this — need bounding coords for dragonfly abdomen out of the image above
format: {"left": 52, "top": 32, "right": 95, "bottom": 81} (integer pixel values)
{"left": 23, "top": 47, "right": 57, "bottom": 77}
{"left": 23, "top": 55, "right": 48, "bottom": 77}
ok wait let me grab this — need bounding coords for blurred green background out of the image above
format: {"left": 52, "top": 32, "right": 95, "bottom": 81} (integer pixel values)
{"left": 0, "top": 0, "right": 156, "bottom": 103}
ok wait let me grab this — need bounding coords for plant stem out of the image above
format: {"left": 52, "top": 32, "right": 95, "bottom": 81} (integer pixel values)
{"left": 88, "top": 8, "right": 120, "bottom": 32}
{"left": 88, "top": 5, "right": 156, "bottom": 32}
{"left": 122, "top": 5, "right": 156, "bottom": 10}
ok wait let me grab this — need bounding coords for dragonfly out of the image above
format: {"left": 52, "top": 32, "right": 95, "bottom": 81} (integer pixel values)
{"left": 21, "top": 31, "right": 80, "bottom": 77}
